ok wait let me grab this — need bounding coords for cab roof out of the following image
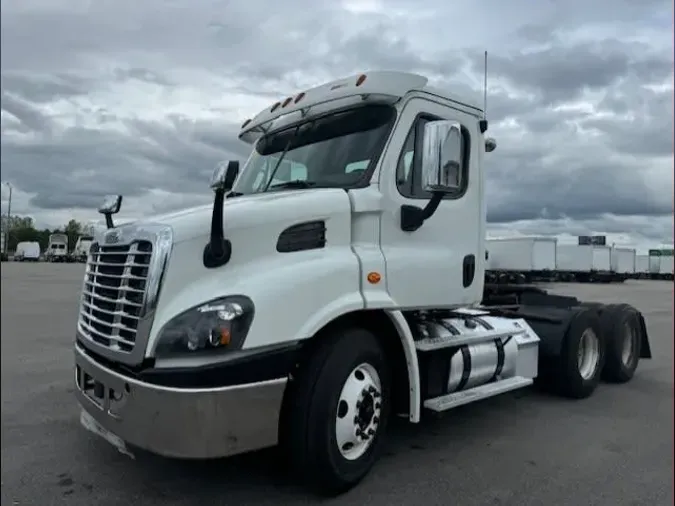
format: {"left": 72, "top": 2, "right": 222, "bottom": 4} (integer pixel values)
{"left": 238, "top": 71, "right": 483, "bottom": 144}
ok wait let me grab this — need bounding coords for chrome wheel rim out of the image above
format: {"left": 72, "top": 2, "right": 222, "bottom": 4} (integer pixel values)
{"left": 577, "top": 328, "right": 600, "bottom": 380}
{"left": 621, "top": 323, "right": 636, "bottom": 366}
{"left": 335, "top": 363, "right": 382, "bottom": 461}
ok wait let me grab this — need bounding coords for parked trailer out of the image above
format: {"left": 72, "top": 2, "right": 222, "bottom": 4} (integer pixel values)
{"left": 658, "top": 255, "right": 674, "bottom": 281}
{"left": 648, "top": 255, "right": 661, "bottom": 277}
{"left": 634, "top": 255, "right": 650, "bottom": 279}
{"left": 609, "top": 247, "right": 636, "bottom": 282}
{"left": 486, "top": 236, "right": 557, "bottom": 283}
{"left": 73, "top": 71, "right": 652, "bottom": 496}
{"left": 555, "top": 244, "right": 613, "bottom": 282}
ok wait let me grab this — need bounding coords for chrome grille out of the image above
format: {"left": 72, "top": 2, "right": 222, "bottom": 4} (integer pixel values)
{"left": 78, "top": 241, "right": 153, "bottom": 353}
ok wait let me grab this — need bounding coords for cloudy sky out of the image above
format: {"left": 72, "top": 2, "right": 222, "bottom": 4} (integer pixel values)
{"left": 1, "top": 0, "right": 673, "bottom": 252}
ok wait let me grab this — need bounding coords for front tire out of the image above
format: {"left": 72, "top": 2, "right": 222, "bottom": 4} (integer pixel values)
{"left": 281, "top": 327, "right": 391, "bottom": 496}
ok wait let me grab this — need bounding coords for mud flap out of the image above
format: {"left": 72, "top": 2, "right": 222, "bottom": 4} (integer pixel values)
{"left": 637, "top": 312, "right": 652, "bottom": 359}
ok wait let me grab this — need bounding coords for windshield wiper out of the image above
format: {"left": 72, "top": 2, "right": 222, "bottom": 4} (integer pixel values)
{"left": 267, "top": 180, "right": 317, "bottom": 190}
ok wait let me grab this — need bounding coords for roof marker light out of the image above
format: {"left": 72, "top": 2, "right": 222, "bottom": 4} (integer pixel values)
{"left": 355, "top": 74, "right": 367, "bottom": 87}
{"left": 294, "top": 92, "right": 306, "bottom": 104}
{"left": 241, "top": 119, "right": 252, "bottom": 128}
{"left": 270, "top": 102, "right": 281, "bottom": 112}
{"left": 282, "top": 97, "right": 293, "bottom": 107}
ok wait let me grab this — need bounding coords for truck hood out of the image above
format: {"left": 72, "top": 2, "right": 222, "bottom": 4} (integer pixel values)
{"left": 143, "top": 188, "right": 351, "bottom": 244}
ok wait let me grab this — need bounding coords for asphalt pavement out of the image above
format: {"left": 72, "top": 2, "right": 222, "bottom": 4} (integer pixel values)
{"left": 1, "top": 263, "right": 673, "bottom": 506}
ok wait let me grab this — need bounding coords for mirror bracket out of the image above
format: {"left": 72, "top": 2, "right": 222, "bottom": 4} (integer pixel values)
{"left": 203, "top": 161, "right": 239, "bottom": 269}
{"left": 400, "top": 192, "right": 443, "bottom": 232}
{"left": 98, "top": 195, "right": 123, "bottom": 229}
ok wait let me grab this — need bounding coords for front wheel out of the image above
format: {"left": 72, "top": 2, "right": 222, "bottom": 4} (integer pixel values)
{"left": 281, "top": 327, "right": 390, "bottom": 496}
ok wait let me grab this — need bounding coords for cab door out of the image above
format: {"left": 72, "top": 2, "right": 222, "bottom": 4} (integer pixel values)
{"left": 377, "top": 96, "right": 485, "bottom": 309}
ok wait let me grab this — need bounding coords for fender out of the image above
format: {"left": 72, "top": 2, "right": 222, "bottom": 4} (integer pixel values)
{"left": 384, "top": 310, "right": 421, "bottom": 423}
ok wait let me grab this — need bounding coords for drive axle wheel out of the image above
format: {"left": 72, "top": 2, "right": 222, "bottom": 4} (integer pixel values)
{"left": 600, "top": 304, "right": 642, "bottom": 383}
{"left": 280, "top": 327, "right": 390, "bottom": 496}
{"left": 554, "top": 308, "right": 605, "bottom": 399}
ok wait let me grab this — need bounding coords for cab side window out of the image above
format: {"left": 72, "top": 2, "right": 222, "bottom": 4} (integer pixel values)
{"left": 396, "top": 115, "right": 471, "bottom": 200}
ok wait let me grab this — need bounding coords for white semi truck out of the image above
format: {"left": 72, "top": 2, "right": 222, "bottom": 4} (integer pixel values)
{"left": 46, "top": 233, "right": 69, "bottom": 262}
{"left": 73, "top": 71, "right": 652, "bottom": 495}
{"left": 72, "top": 235, "right": 94, "bottom": 263}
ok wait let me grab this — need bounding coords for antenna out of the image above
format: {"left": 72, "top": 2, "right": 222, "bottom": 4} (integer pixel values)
{"left": 479, "top": 50, "right": 489, "bottom": 134}
{"left": 483, "top": 50, "right": 488, "bottom": 120}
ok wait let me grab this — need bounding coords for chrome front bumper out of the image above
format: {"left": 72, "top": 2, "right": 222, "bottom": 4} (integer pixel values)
{"left": 74, "top": 344, "right": 287, "bottom": 459}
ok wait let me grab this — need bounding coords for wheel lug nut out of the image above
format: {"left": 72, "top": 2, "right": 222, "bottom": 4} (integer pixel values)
{"left": 373, "top": 391, "right": 381, "bottom": 398}
{"left": 368, "top": 386, "right": 375, "bottom": 393}
{"left": 373, "top": 416, "right": 379, "bottom": 423}
{"left": 375, "top": 403, "right": 381, "bottom": 409}
{"left": 368, "top": 429, "right": 375, "bottom": 435}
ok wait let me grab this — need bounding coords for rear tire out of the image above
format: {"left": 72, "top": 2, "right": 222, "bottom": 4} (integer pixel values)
{"left": 553, "top": 308, "right": 605, "bottom": 399}
{"left": 280, "top": 327, "right": 390, "bottom": 496}
{"left": 600, "top": 304, "right": 641, "bottom": 383}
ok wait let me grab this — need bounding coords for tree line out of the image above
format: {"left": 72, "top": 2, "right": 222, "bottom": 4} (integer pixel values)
{"left": 1, "top": 215, "right": 96, "bottom": 253}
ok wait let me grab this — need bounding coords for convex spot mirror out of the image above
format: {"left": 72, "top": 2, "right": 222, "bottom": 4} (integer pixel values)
{"left": 421, "top": 120, "right": 464, "bottom": 193}
{"left": 98, "top": 194, "right": 122, "bottom": 215}
{"left": 210, "top": 160, "right": 240, "bottom": 192}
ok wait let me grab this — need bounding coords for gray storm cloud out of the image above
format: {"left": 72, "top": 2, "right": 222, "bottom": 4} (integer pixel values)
{"left": 0, "top": 0, "right": 672, "bottom": 243}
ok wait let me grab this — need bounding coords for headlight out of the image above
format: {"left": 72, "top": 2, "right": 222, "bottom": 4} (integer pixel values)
{"left": 154, "top": 296, "right": 254, "bottom": 357}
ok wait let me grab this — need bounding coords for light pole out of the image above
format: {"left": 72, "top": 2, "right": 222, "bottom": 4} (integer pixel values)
{"left": 2, "top": 182, "right": 11, "bottom": 254}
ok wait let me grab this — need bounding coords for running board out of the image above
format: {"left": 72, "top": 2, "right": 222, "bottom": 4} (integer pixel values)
{"left": 423, "top": 376, "right": 534, "bottom": 412}
{"left": 415, "top": 328, "right": 526, "bottom": 352}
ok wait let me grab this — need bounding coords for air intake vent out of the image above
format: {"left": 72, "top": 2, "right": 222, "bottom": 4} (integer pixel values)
{"left": 277, "top": 221, "right": 327, "bottom": 253}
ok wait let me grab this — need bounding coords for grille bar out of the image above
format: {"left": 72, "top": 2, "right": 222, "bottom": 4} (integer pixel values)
{"left": 78, "top": 240, "right": 153, "bottom": 353}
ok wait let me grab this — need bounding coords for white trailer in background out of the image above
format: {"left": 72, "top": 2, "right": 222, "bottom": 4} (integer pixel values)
{"left": 635, "top": 255, "right": 649, "bottom": 279}
{"left": 657, "top": 256, "right": 674, "bottom": 281}
{"left": 609, "top": 247, "right": 636, "bottom": 281}
{"left": 486, "top": 236, "right": 557, "bottom": 283}
{"left": 648, "top": 255, "right": 661, "bottom": 277}
{"left": 556, "top": 244, "right": 613, "bottom": 282}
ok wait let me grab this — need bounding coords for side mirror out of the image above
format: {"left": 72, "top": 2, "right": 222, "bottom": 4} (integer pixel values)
{"left": 98, "top": 195, "right": 122, "bottom": 229}
{"left": 421, "top": 120, "right": 463, "bottom": 193}
{"left": 203, "top": 160, "right": 239, "bottom": 269}
{"left": 210, "top": 160, "right": 240, "bottom": 192}
{"left": 98, "top": 194, "right": 122, "bottom": 215}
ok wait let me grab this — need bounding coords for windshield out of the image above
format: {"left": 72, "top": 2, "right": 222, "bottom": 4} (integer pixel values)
{"left": 232, "top": 104, "right": 396, "bottom": 195}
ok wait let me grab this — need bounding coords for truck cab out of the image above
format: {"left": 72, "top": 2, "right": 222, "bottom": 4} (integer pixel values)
{"left": 74, "top": 71, "right": 651, "bottom": 496}
{"left": 46, "top": 233, "right": 68, "bottom": 262}
{"left": 72, "top": 235, "right": 94, "bottom": 263}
